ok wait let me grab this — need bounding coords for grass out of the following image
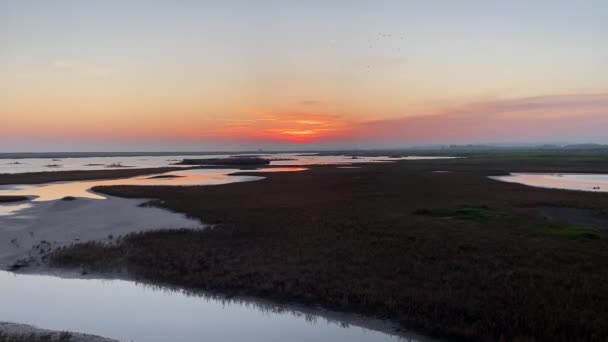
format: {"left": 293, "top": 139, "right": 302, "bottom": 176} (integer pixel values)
{"left": 46, "top": 155, "right": 608, "bottom": 342}
{"left": 49, "top": 241, "right": 123, "bottom": 270}
{"left": 416, "top": 207, "right": 601, "bottom": 239}
{"left": 532, "top": 223, "right": 601, "bottom": 239}
{"left": 414, "top": 206, "right": 509, "bottom": 220}
{"left": 0, "top": 332, "right": 72, "bottom": 342}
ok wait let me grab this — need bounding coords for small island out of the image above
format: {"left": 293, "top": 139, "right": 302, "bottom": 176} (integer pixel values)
{"left": 175, "top": 157, "right": 271, "bottom": 166}
{"left": 0, "top": 196, "right": 29, "bottom": 203}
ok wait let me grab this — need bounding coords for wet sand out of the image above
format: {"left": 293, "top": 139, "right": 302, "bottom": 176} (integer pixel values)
{"left": 0, "top": 197, "right": 202, "bottom": 270}
{"left": 540, "top": 206, "right": 608, "bottom": 230}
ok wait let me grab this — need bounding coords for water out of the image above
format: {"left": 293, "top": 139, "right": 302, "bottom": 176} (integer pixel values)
{"left": 491, "top": 173, "right": 608, "bottom": 192}
{"left": 0, "top": 168, "right": 305, "bottom": 202}
{"left": 0, "top": 153, "right": 455, "bottom": 174}
{"left": 0, "top": 153, "right": 454, "bottom": 212}
{"left": 0, "top": 271, "right": 428, "bottom": 342}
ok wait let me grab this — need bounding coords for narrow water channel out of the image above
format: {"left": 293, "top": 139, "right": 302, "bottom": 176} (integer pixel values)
{"left": 0, "top": 271, "right": 431, "bottom": 342}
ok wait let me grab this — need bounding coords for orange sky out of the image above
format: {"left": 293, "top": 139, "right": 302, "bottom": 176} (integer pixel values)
{"left": 2, "top": 1, "right": 608, "bottom": 151}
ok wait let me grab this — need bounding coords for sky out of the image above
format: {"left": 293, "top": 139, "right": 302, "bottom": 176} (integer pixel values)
{"left": 1, "top": 0, "right": 607, "bottom": 151}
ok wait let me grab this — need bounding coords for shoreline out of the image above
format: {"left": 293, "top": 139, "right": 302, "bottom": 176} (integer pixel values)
{"left": 0, "top": 196, "right": 203, "bottom": 270}
{"left": 0, "top": 196, "right": 29, "bottom": 203}
{"left": 0, "top": 167, "right": 185, "bottom": 186}
{"left": 0, "top": 322, "right": 117, "bottom": 342}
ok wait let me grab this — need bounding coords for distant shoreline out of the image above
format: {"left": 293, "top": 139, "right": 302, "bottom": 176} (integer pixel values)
{"left": 0, "top": 167, "right": 183, "bottom": 186}
{"left": 0, "top": 322, "right": 117, "bottom": 342}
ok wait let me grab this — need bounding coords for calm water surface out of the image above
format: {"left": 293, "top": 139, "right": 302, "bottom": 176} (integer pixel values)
{"left": 491, "top": 173, "right": 608, "bottom": 192}
{"left": 0, "top": 271, "right": 428, "bottom": 342}
{"left": 0, "top": 153, "right": 456, "bottom": 174}
{"left": 0, "top": 168, "right": 305, "bottom": 202}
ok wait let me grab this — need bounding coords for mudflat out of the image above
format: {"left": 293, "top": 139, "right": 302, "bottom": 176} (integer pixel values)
{"left": 47, "top": 155, "right": 608, "bottom": 342}
{"left": 0, "top": 167, "right": 183, "bottom": 186}
{"left": 0, "top": 196, "right": 29, "bottom": 203}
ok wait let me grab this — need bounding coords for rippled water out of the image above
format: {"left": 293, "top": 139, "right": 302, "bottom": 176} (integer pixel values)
{"left": 0, "top": 271, "right": 429, "bottom": 342}
{"left": 491, "top": 173, "right": 608, "bottom": 192}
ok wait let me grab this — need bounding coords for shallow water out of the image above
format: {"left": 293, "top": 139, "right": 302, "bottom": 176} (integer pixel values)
{"left": 0, "top": 202, "right": 32, "bottom": 216}
{"left": 0, "top": 169, "right": 265, "bottom": 202}
{"left": 0, "top": 153, "right": 455, "bottom": 207}
{"left": 0, "top": 153, "right": 455, "bottom": 174}
{"left": 491, "top": 173, "right": 608, "bottom": 192}
{"left": 0, "top": 271, "right": 428, "bottom": 342}
{"left": 0, "top": 168, "right": 307, "bottom": 202}
{"left": 0, "top": 197, "right": 203, "bottom": 268}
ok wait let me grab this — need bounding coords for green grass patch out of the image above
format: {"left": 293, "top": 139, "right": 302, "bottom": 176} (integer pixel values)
{"left": 532, "top": 223, "right": 600, "bottom": 239}
{"left": 414, "top": 207, "right": 508, "bottom": 221}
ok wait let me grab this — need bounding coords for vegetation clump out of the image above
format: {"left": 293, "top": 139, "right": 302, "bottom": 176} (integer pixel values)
{"left": 532, "top": 223, "right": 600, "bottom": 239}
{"left": 414, "top": 206, "right": 508, "bottom": 220}
{"left": 0, "top": 196, "right": 29, "bottom": 203}
{"left": 0, "top": 332, "right": 72, "bottom": 342}
{"left": 176, "top": 157, "right": 270, "bottom": 166}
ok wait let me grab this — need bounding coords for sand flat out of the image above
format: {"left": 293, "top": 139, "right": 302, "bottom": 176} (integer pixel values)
{"left": 0, "top": 196, "right": 203, "bottom": 269}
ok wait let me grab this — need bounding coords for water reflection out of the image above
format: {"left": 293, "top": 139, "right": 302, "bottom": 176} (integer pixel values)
{"left": 0, "top": 271, "right": 430, "bottom": 342}
{"left": 491, "top": 173, "right": 608, "bottom": 192}
{"left": 0, "top": 153, "right": 456, "bottom": 174}
{"left": 0, "top": 168, "right": 305, "bottom": 202}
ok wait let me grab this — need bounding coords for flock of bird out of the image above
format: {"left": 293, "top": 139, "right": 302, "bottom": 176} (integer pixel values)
{"left": 365, "top": 32, "right": 406, "bottom": 71}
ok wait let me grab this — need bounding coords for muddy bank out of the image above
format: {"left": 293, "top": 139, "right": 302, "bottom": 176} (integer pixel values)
{"left": 0, "top": 197, "right": 203, "bottom": 271}
{"left": 0, "top": 322, "right": 116, "bottom": 342}
{"left": 540, "top": 206, "right": 608, "bottom": 230}
{"left": 0, "top": 196, "right": 29, "bottom": 203}
{"left": 0, "top": 167, "right": 183, "bottom": 186}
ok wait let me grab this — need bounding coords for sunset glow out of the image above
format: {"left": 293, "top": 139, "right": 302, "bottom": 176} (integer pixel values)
{"left": 1, "top": 1, "right": 607, "bottom": 151}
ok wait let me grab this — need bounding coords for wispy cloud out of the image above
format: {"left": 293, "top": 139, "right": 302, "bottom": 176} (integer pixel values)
{"left": 52, "top": 60, "right": 114, "bottom": 78}
{"left": 451, "top": 93, "right": 608, "bottom": 119}
{"left": 351, "top": 93, "right": 608, "bottom": 143}
{"left": 113, "top": 93, "right": 608, "bottom": 146}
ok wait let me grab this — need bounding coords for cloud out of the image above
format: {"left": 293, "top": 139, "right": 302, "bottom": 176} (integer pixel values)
{"left": 351, "top": 93, "right": 608, "bottom": 144}
{"left": 452, "top": 93, "right": 608, "bottom": 119}
{"left": 52, "top": 60, "right": 114, "bottom": 78}
{"left": 98, "top": 93, "right": 608, "bottom": 146}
